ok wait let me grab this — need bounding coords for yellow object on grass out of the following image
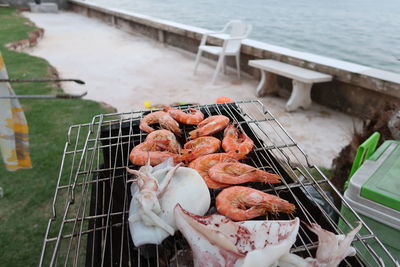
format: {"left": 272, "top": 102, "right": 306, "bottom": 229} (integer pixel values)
{"left": 0, "top": 52, "right": 32, "bottom": 171}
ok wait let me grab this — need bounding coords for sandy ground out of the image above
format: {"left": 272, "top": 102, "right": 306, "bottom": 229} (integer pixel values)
{"left": 22, "top": 11, "right": 360, "bottom": 169}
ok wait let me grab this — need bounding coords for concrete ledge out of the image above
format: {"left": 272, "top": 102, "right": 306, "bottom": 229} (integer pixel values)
{"left": 69, "top": 0, "right": 400, "bottom": 118}
{"left": 5, "top": 27, "right": 44, "bottom": 51}
{"left": 29, "top": 3, "right": 58, "bottom": 13}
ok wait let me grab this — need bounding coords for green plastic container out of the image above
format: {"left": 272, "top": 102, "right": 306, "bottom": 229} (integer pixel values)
{"left": 339, "top": 140, "right": 400, "bottom": 266}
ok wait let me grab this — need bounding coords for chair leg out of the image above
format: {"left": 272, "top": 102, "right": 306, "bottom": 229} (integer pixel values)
{"left": 212, "top": 55, "right": 225, "bottom": 84}
{"left": 235, "top": 54, "right": 241, "bottom": 79}
{"left": 193, "top": 49, "right": 203, "bottom": 75}
{"left": 223, "top": 57, "right": 227, "bottom": 75}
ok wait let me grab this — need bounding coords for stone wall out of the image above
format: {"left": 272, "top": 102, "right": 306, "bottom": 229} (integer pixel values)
{"left": 6, "top": 0, "right": 68, "bottom": 9}
{"left": 69, "top": 0, "right": 400, "bottom": 119}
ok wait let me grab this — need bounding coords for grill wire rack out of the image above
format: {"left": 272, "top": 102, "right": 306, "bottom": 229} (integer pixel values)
{"left": 39, "top": 100, "right": 397, "bottom": 267}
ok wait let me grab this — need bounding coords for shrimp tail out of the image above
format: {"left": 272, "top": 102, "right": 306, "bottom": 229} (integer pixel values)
{"left": 273, "top": 201, "right": 296, "bottom": 214}
{"left": 258, "top": 171, "right": 282, "bottom": 183}
{"left": 161, "top": 105, "right": 171, "bottom": 112}
{"left": 263, "top": 195, "right": 296, "bottom": 214}
{"left": 188, "top": 130, "right": 198, "bottom": 140}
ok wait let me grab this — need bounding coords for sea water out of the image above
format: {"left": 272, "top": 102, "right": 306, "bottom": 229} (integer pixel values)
{"left": 90, "top": 0, "right": 400, "bottom": 73}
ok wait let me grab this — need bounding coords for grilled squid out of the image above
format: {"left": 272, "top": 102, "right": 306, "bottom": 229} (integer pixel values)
{"left": 278, "top": 222, "right": 362, "bottom": 267}
{"left": 174, "top": 204, "right": 362, "bottom": 267}
{"left": 127, "top": 158, "right": 210, "bottom": 246}
{"left": 174, "top": 204, "right": 300, "bottom": 267}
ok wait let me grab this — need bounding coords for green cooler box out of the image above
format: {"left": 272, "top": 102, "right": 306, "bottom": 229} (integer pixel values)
{"left": 339, "top": 140, "right": 400, "bottom": 266}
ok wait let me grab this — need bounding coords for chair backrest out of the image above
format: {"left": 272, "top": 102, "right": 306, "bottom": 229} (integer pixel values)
{"left": 226, "top": 20, "right": 248, "bottom": 37}
{"left": 223, "top": 20, "right": 252, "bottom": 54}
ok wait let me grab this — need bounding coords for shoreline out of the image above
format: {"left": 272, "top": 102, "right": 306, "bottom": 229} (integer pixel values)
{"left": 86, "top": 0, "right": 400, "bottom": 74}
{"left": 22, "top": 10, "right": 361, "bottom": 168}
{"left": 68, "top": 0, "right": 400, "bottom": 119}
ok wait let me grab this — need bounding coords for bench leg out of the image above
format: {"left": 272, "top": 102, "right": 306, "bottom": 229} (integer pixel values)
{"left": 286, "top": 80, "right": 313, "bottom": 112}
{"left": 256, "top": 70, "right": 279, "bottom": 97}
{"left": 255, "top": 70, "right": 266, "bottom": 96}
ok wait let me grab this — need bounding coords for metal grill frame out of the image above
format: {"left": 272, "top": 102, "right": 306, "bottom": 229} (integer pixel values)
{"left": 39, "top": 100, "right": 397, "bottom": 266}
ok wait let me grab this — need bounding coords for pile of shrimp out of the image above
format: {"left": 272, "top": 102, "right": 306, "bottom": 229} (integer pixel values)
{"left": 130, "top": 106, "right": 295, "bottom": 221}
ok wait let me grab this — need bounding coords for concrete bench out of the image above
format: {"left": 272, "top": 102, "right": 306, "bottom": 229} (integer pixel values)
{"left": 249, "top": 59, "right": 333, "bottom": 111}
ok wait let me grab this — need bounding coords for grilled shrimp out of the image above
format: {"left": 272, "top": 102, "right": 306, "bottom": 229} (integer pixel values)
{"left": 188, "top": 153, "right": 237, "bottom": 189}
{"left": 208, "top": 162, "right": 281, "bottom": 185}
{"left": 129, "top": 140, "right": 181, "bottom": 166}
{"left": 189, "top": 115, "right": 229, "bottom": 139}
{"left": 139, "top": 111, "right": 181, "bottom": 135}
{"left": 222, "top": 124, "right": 254, "bottom": 159}
{"left": 164, "top": 107, "right": 204, "bottom": 125}
{"left": 181, "top": 136, "right": 221, "bottom": 163}
{"left": 216, "top": 186, "right": 295, "bottom": 221}
{"left": 146, "top": 129, "right": 181, "bottom": 153}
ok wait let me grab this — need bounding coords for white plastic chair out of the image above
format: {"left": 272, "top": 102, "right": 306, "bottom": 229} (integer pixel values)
{"left": 193, "top": 20, "right": 252, "bottom": 84}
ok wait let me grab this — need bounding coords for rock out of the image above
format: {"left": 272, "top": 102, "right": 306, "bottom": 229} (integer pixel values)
{"left": 388, "top": 110, "right": 400, "bottom": 140}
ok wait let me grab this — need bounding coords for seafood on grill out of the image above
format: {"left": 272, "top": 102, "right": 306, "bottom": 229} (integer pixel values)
{"left": 164, "top": 106, "right": 204, "bottom": 125}
{"left": 127, "top": 158, "right": 210, "bottom": 246}
{"left": 306, "top": 222, "right": 362, "bottom": 266}
{"left": 145, "top": 129, "right": 181, "bottom": 153}
{"left": 208, "top": 162, "right": 281, "bottom": 185}
{"left": 278, "top": 222, "right": 362, "bottom": 266}
{"left": 216, "top": 186, "right": 295, "bottom": 221}
{"left": 139, "top": 111, "right": 181, "bottom": 135}
{"left": 189, "top": 115, "right": 230, "bottom": 139}
{"left": 174, "top": 204, "right": 300, "bottom": 267}
{"left": 188, "top": 153, "right": 238, "bottom": 189}
{"left": 181, "top": 136, "right": 221, "bottom": 163}
{"left": 222, "top": 124, "right": 254, "bottom": 159}
{"left": 129, "top": 140, "right": 181, "bottom": 166}
{"left": 130, "top": 129, "right": 181, "bottom": 166}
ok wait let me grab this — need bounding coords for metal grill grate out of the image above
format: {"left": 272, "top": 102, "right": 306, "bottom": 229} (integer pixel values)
{"left": 39, "top": 100, "right": 396, "bottom": 266}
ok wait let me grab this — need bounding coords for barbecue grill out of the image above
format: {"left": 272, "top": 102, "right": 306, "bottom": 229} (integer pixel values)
{"left": 39, "top": 100, "right": 397, "bottom": 266}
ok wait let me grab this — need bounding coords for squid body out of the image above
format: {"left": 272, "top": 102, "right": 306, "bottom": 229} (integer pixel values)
{"left": 174, "top": 205, "right": 363, "bottom": 267}
{"left": 128, "top": 158, "right": 211, "bottom": 246}
{"left": 174, "top": 204, "right": 300, "bottom": 267}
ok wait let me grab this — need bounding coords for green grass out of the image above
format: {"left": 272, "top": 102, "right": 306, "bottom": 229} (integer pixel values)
{"left": 0, "top": 8, "right": 112, "bottom": 266}
{"left": 310, "top": 167, "right": 333, "bottom": 180}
